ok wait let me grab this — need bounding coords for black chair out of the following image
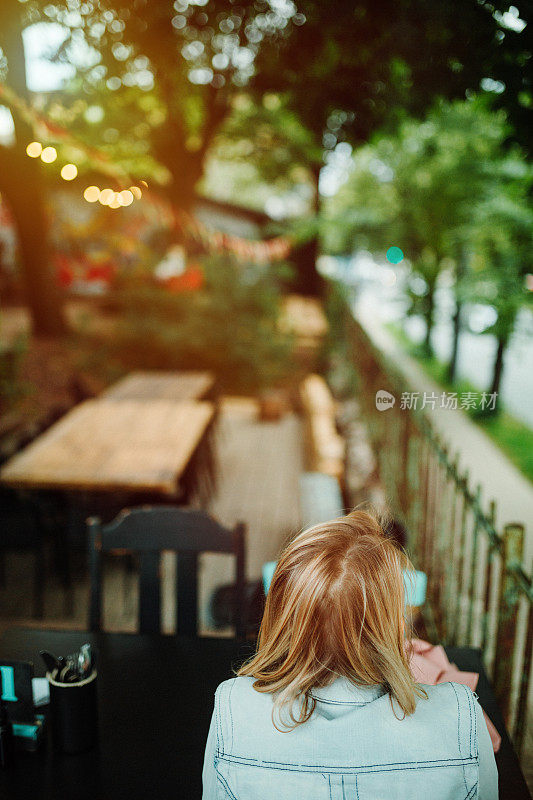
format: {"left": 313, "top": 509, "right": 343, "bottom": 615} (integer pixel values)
{"left": 88, "top": 506, "right": 246, "bottom": 637}
{"left": 210, "top": 579, "right": 265, "bottom": 639}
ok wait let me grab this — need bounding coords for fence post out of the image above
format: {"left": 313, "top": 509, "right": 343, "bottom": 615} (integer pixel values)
{"left": 481, "top": 500, "right": 498, "bottom": 671}
{"left": 465, "top": 485, "right": 482, "bottom": 644}
{"left": 398, "top": 411, "right": 411, "bottom": 517}
{"left": 455, "top": 470, "right": 470, "bottom": 644}
{"left": 514, "top": 591, "right": 532, "bottom": 757}
{"left": 444, "top": 455, "right": 461, "bottom": 643}
{"left": 493, "top": 523, "right": 525, "bottom": 723}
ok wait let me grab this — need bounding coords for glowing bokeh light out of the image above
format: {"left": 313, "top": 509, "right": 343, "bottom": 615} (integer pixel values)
{"left": 40, "top": 146, "right": 57, "bottom": 163}
{"left": 83, "top": 185, "right": 100, "bottom": 202}
{"left": 140, "top": 180, "right": 148, "bottom": 188}
{"left": 26, "top": 141, "right": 42, "bottom": 158}
{"left": 60, "top": 163, "right": 78, "bottom": 181}
{"left": 129, "top": 186, "right": 142, "bottom": 199}
{"left": 98, "top": 188, "right": 114, "bottom": 205}
{"left": 386, "top": 246, "right": 404, "bottom": 264}
{"left": 118, "top": 189, "right": 134, "bottom": 206}
{"left": 381, "top": 268, "right": 397, "bottom": 287}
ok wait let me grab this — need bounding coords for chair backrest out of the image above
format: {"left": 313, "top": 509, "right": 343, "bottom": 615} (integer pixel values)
{"left": 88, "top": 506, "right": 246, "bottom": 637}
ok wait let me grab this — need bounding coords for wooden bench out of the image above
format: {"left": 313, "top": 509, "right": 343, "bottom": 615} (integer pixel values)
{"left": 300, "top": 374, "right": 345, "bottom": 482}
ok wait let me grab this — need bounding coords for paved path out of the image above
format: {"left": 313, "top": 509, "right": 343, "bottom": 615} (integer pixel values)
{"left": 354, "top": 299, "right": 533, "bottom": 566}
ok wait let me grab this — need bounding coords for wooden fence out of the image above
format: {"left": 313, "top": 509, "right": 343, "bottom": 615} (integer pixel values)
{"left": 347, "top": 314, "right": 533, "bottom": 755}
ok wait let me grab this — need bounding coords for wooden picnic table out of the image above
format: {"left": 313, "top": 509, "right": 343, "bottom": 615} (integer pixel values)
{"left": 0, "top": 398, "right": 215, "bottom": 497}
{"left": 101, "top": 370, "right": 215, "bottom": 402}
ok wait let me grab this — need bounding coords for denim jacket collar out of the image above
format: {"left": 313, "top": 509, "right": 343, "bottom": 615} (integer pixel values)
{"left": 309, "top": 676, "right": 386, "bottom": 705}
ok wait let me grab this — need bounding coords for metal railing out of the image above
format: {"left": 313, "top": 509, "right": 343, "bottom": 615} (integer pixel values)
{"left": 346, "top": 314, "right": 533, "bottom": 755}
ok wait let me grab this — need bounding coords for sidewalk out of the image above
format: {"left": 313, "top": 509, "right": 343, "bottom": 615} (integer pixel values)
{"left": 354, "top": 299, "right": 533, "bottom": 565}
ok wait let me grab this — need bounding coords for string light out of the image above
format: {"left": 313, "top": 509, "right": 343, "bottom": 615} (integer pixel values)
{"left": 25, "top": 141, "right": 142, "bottom": 207}
{"left": 83, "top": 186, "right": 100, "bottom": 202}
{"left": 85, "top": 186, "right": 140, "bottom": 207}
{"left": 98, "top": 188, "right": 114, "bottom": 205}
{"left": 118, "top": 189, "right": 134, "bottom": 206}
{"left": 60, "top": 163, "right": 78, "bottom": 181}
{"left": 40, "top": 146, "right": 57, "bottom": 163}
{"left": 26, "top": 141, "right": 42, "bottom": 158}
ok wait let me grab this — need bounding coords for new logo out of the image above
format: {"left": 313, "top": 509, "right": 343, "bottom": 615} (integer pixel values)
{"left": 375, "top": 390, "right": 396, "bottom": 410}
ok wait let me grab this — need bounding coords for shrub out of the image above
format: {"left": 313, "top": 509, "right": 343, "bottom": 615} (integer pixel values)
{"left": 95, "top": 253, "right": 294, "bottom": 394}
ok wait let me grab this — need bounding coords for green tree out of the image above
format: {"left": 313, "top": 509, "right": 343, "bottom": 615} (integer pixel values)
{"left": 30, "top": 0, "right": 294, "bottom": 212}
{"left": 0, "top": 0, "right": 65, "bottom": 335}
{"left": 0, "top": 0, "right": 295, "bottom": 332}
{"left": 394, "top": 100, "right": 510, "bottom": 357}
{"left": 254, "top": 0, "right": 531, "bottom": 291}
{"left": 324, "top": 99, "right": 513, "bottom": 356}
{"left": 202, "top": 92, "right": 320, "bottom": 211}
{"left": 465, "top": 178, "right": 533, "bottom": 411}
{"left": 322, "top": 147, "right": 396, "bottom": 256}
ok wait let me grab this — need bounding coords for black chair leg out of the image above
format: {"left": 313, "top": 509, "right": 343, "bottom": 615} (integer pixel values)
{"left": 26, "top": 504, "right": 47, "bottom": 618}
{"left": 32, "top": 543, "right": 45, "bottom": 619}
{"left": 52, "top": 528, "right": 73, "bottom": 617}
{"left": 53, "top": 526, "right": 72, "bottom": 588}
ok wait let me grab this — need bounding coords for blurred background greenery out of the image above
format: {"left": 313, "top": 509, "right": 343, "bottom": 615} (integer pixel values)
{"left": 0, "top": 0, "right": 531, "bottom": 473}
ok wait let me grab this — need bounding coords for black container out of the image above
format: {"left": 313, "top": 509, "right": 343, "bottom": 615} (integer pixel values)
{"left": 47, "top": 670, "right": 98, "bottom": 754}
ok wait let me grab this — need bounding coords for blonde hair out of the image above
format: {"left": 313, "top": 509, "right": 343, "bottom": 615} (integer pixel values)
{"left": 238, "top": 510, "right": 425, "bottom": 730}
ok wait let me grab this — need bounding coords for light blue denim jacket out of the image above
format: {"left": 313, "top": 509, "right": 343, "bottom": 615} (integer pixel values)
{"left": 203, "top": 676, "right": 498, "bottom": 799}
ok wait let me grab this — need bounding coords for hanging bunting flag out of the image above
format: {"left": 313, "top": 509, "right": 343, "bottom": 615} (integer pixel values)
{"left": 175, "top": 209, "right": 292, "bottom": 264}
{"left": 0, "top": 82, "right": 293, "bottom": 265}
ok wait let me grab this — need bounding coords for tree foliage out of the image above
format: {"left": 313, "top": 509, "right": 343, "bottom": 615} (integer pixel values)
{"left": 465, "top": 173, "right": 533, "bottom": 398}
{"left": 88, "top": 252, "right": 293, "bottom": 392}
{"left": 18, "top": 0, "right": 297, "bottom": 208}
{"left": 254, "top": 0, "right": 532, "bottom": 161}
{"left": 324, "top": 97, "right": 522, "bottom": 353}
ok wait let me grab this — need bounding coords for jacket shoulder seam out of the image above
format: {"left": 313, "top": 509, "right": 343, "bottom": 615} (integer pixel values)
{"left": 216, "top": 677, "right": 238, "bottom": 756}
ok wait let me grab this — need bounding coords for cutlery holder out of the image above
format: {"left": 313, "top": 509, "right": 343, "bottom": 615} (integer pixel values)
{"left": 47, "top": 670, "right": 98, "bottom": 754}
